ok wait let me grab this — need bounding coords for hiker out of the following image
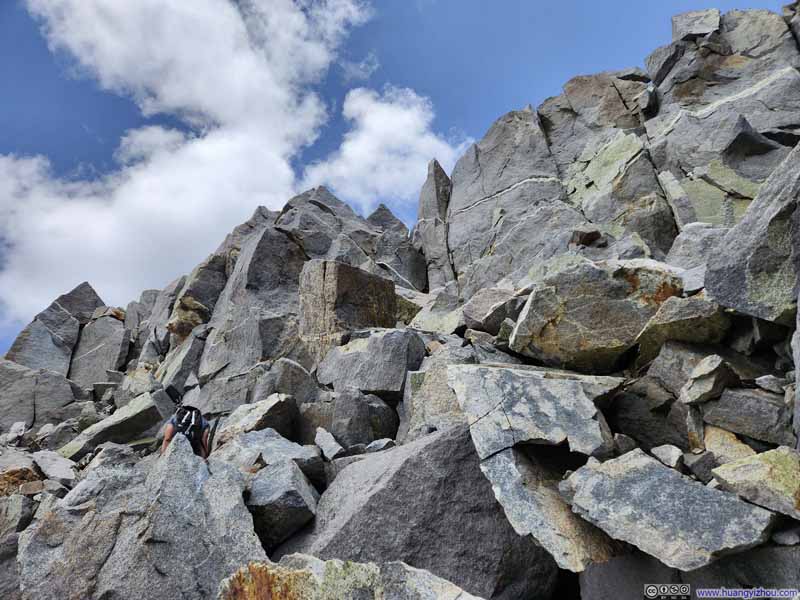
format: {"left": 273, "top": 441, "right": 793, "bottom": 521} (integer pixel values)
{"left": 161, "top": 405, "right": 211, "bottom": 458}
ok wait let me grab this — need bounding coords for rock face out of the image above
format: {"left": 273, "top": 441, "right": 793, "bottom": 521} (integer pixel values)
{"left": 18, "top": 436, "right": 266, "bottom": 600}
{"left": 219, "top": 555, "right": 484, "bottom": 600}
{"left": 298, "top": 259, "right": 397, "bottom": 361}
{"left": 276, "top": 426, "right": 558, "bottom": 599}
{"left": 5, "top": 282, "right": 104, "bottom": 375}
{"left": 412, "top": 159, "right": 455, "bottom": 290}
{"left": 560, "top": 449, "right": 776, "bottom": 570}
{"left": 509, "top": 257, "right": 683, "bottom": 373}
{"left": 0, "top": 359, "right": 79, "bottom": 432}
{"left": 705, "top": 143, "right": 800, "bottom": 325}
{"left": 0, "top": 495, "right": 34, "bottom": 600}
{"left": 68, "top": 315, "right": 130, "bottom": 390}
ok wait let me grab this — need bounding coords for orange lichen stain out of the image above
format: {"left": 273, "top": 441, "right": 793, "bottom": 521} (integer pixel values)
{"left": 622, "top": 271, "right": 640, "bottom": 293}
{"left": 219, "top": 562, "right": 315, "bottom": 600}
{"left": 650, "top": 281, "right": 682, "bottom": 304}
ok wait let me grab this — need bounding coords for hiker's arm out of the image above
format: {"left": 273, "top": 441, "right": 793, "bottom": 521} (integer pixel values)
{"left": 161, "top": 423, "right": 175, "bottom": 455}
{"left": 202, "top": 429, "right": 210, "bottom": 458}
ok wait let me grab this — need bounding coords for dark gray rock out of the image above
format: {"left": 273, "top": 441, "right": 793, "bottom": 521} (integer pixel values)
{"left": 298, "top": 259, "right": 396, "bottom": 362}
{"left": 198, "top": 225, "right": 309, "bottom": 385}
{"left": 398, "top": 342, "right": 475, "bottom": 444}
{"left": 252, "top": 358, "right": 319, "bottom": 406}
{"left": 0, "top": 359, "right": 79, "bottom": 432}
{"left": 479, "top": 446, "right": 623, "bottom": 573}
{"left": 0, "top": 494, "right": 34, "bottom": 600}
{"left": 31, "top": 451, "right": 75, "bottom": 487}
{"left": 18, "top": 435, "right": 266, "bottom": 600}
{"left": 246, "top": 460, "right": 318, "bottom": 552}
{"left": 135, "top": 276, "right": 186, "bottom": 366}
{"left": 297, "top": 389, "right": 397, "bottom": 446}
{"left": 277, "top": 426, "right": 558, "bottom": 600}
{"left": 209, "top": 428, "right": 324, "bottom": 489}
{"left": 5, "top": 282, "right": 104, "bottom": 375}
{"left": 317, "top": 329, "right": 425, "bottom": 400}
{"left": 702, "top": 388, "right": 796, "bottom": 446}
{"left": 68, "top": 316, "right": 130, "bottom": 390}
{"left": 560, "top": 449, "right": 776, "bottom": 570}
{"left": 706, "top": 143, "right": 800, "bottom": 325}
{"left": 684, "top": 546, "right": 800, "bottom": 592}
{"left": 579, "top": 551, "right": 681, "bottom": 600}
{"left": 367, "top": 203, "right": 427, "bottom": 292}
{"left": 411, "top": 159, "right": 455, "bottom": 290}
{"left": 155, "top": 326, "right": 206, "bottom": 398}
{"left": 166, "top": 253, "right": 228, "bottom": 341}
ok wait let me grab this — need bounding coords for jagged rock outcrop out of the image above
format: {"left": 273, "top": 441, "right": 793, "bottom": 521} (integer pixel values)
{"left": 1, "top": 5, "right": 799, "bottom": 598}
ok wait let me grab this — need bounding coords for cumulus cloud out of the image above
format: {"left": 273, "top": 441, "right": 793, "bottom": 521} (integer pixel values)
{"left": 0, "top": 0, "right": 467, "bottom": 329}
{"left": 304, "top": 86, "right": 470, "bottom": 213}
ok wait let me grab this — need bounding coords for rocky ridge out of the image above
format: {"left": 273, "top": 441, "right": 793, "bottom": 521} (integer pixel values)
{"left": 1, "top": 5, "right": 800, "bottom": 599}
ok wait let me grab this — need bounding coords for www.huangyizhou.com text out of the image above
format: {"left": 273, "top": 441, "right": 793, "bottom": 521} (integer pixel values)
{"left": 695, "top": 588, "right": 800, "bottom": 599}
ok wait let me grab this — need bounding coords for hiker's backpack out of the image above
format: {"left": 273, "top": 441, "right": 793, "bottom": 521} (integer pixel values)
{"left": 173, "top": 406, "right": 204, "bottom": 454}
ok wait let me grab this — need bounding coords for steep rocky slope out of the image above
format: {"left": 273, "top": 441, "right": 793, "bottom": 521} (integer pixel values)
{"left": 1, "top": 5, "right": 800, "bottom": 600}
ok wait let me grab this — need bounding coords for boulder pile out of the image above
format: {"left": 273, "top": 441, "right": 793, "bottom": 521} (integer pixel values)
{"left": 1, "top": 5, "right": 800, "bottom": 599}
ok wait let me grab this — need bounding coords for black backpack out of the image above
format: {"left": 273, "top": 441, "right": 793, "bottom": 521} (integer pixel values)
{"left": 173, "top": 406, "right": 204, "bottom": 455}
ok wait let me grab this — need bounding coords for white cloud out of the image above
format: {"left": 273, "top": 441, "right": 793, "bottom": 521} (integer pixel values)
{"left": 0, "top": 0, "right": 467, "bottom": 329}
{"left": 340, "top": 51, "right": 380, "bottom": 82}
{"left": 304, "top": 86, "right": 470, "bottom": 213}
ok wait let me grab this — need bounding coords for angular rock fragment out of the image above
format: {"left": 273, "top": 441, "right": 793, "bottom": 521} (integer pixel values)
{"left": 209, "top": 428, "right": 324, "bottom": 489}
{"left": 365, "top": 438, "right": 395, "bottom": 453}
{"left": 246, "top": 460, "right": 319, "bottom": 552}
{"left": 5, "top": 282, "right": 104, "bottom": 375}
{"left": 665, "top": 222, "right": 727, "bottom": 292}
{"left": 635, "top": 296, "right": 731, "bottom": 365}
{"left": 652, "top": 444, "right": 684, "bottom": 469}
{"left": 68, "top": 316, "right": 131, "bottom": 389}
{"left": 398, "top": 343, "right": 475, "bottom": 443}
{"left": 461, "top": 288, "right": 522, "bottom": 335}
{"left": 299, "top": 259, "right": 397, "bottom": 362}
{"left": 277, "top": 426, "right": 557, "bottom": 600}
{"left": 0, "top": 359, "right": 79, "bottom": 432}
{"left": 672, "top": 9, "right": 720, "bottom": 40}
{"left": 679, "top": 355, "right": 741, "bottom": 405}
{"left": 298, "top": 389, "right": 397, "bottom": 446}
{"left": 412, "top": 159, "right": 455, "bottom": 290}
{"left": 252, "top": 357, "right": 319, "bottom": 405}
{"left": 32, "top": 450, "right": 76, "bottom": 487}
{"left": 317, "top": 329, "right": 425, "bottom": 400}
{"left": 219, "top": 555, "right": 484, "bottom": 600}
{"left": 712, "top": 446, "right": 800, "bottom": 519}
{"left": 215, "top": 393, "right": 299, "bottom": 448}
{"left": 447, "top": 364, "right": 621, "bottom": 459}
{"left": 58, "top": 392, "right": 165, "bottom": 460}
{"left": 705, "top": 144, "right": 800, "bottom": 325}
{"left": 154, "top": 326, "right": 207, "bottom": 398}
{"left": 480, "top": 447, "right": 622, "bottom": 572}
{"left": 701, "top": 388, "right": 796, "bottom": 446}
{"left": 703, "top": 426, "right": 756, "bottom": 465}
{"left": 560, "top": 449, "right": 776, "bottom": 570}
{"left": 0, "top": 494, "right": 35, "bottom": 600}
{"left": 19, "top": 435, "right": 266, "bottom": 600}
{"left": 315, "top": 427, "right": 345, "bottom": 461}
{"left": 510, "top": 256, "right": 683, "bottom": 373}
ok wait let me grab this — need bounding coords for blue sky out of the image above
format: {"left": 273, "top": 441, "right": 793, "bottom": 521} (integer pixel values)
{"left": 0, "top": 0, "right": 784, "bottom": 353}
